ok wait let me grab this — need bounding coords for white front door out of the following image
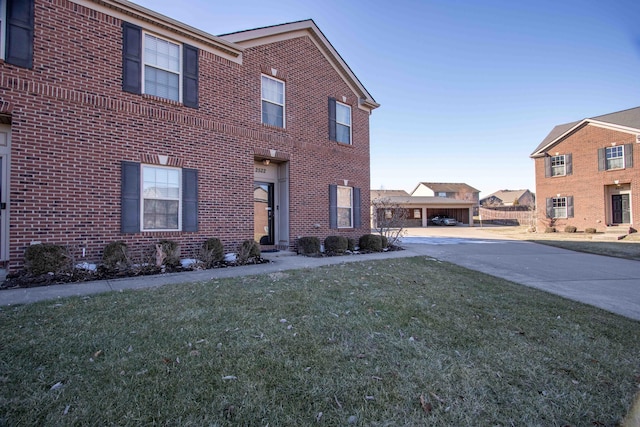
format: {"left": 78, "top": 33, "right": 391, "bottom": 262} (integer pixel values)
{"left": 0, "top": 125, "right": 10, "bottom": 261}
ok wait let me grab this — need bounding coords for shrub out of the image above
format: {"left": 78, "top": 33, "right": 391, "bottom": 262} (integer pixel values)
{"left": 564, "top": 225, "right": 577, "bottom": 233}
{"left": 156, "top": 240, "right": 181, "bottom": 267}
{"left": 201, "top": 238, "right": 224, "bottom": 267}
{"left": 102, "top": 241, "right": 129, "bottom": 270}
{"left": 297, "top": 237, "right": 320, "bottom": 256}
{"left": 544, "top": 227, "right": 556, "bottom": 233}
{"left": 585, "top": 228, "right": 597, "bottom": 234}
{"left": 237, "top": 240, "right": 261, "bottom": 264}
{"left": 347, "top": 238, "right": 356, "bottom": 251}
{"left": 359, "top": 234, "right": 384, "bottom": 252}
{"left": 324, "top": 236, "right": 348, "bottom": 254}
{"left": 24, "top": 243, "right": 69, "bottom": 275}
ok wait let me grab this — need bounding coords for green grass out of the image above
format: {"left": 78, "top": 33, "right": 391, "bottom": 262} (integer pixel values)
{"left": 1, "top": 257, "right": 639, "bottom": 426}
{"left": 528, "top": 239, "right": 640, "bottom": 261}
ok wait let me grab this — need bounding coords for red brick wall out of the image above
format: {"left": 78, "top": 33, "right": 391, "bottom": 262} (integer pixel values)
{"left": 534, "top": 125, "right": 638, "bottom": 231}
{"left": 0, "top": 0, "right": 373, "bottom": 270}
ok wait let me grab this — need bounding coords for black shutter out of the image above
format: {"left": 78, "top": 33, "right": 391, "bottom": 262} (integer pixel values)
{"left": 353, "top": 187, "right": 361, "bottom": 228}
{"left": 545, "top": 197, "right": 553, "bottom": 218}
{"left": 182, "top": 44, "right": 199, "bottom": 108}
{"left": 329, "top": 184, "right": 337, "bottom": 229}
{"left": 121, "top": 161, "right": 140, "bottom": 233}
{"left": 182, "top": 168, "right": 198, "bottom": 232}
{"left": 624, "top": 143, "right": 633, "bottom": 168}
{"left": 328, "top": 97, "right": 337, "bottom": 141}
{"left": 565, "top": 153, "right": 572, "bottom": 175}
{"left": 544, "top": 156, "right": 551, "bottom": 178}
{"left": 122, "top": 22, "right": 142, "bottom": 94}
{"left": 5, "top": 0, "right": 34, "bottom": 68}
{"left": 567, "top": 196, "right": 574, "bottom": 218}
{"left": 597, "top": 147, "right": 606, "bottom": 171}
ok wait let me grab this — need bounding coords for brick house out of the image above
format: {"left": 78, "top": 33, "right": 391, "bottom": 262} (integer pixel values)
{"left": 480, "top": 189, "right": 535, "bottom": 208}
{"left": 0, "top": 0, "right": 379, "bottom": 271}
{"left": 530, "top": 107, "right": 640, "bottom": 233}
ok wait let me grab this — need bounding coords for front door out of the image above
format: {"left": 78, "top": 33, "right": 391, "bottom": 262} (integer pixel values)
{"left": 612, "top": 194, "right": 630, "bottom": 224}
{"left": 254, "top": 182, "right": 274, "bottom": 245}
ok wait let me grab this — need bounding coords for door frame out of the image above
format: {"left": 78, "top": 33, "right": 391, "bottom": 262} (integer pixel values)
{"left": 607, "top": 184, "right": 631, "bottom": 226}
{"left": 0, "top": 124, "right": 10, "bottom": 261}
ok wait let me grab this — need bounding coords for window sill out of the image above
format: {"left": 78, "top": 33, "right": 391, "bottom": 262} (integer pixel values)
{"left": 335, "top": 142, "right": 353, "bottom": 148}
{"left": 142, "top": 93, "right": 183, "bottom": 107}
{"left": 261, "top": 123, "right": 286, "bottom": 131}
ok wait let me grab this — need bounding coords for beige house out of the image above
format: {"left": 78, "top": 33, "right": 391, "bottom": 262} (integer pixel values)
{"left": 480, "top": 189, "right": 535, "bottom": 207}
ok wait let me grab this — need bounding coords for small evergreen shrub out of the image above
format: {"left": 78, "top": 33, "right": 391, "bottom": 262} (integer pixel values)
{"left": 24, "top": 243, "right": 69, "bottom": 275}
{"left": 237, "top": 240, "right": 261, "bottom": 264}
{"left": 381, "top": 235, "right": 389, "bottom": 249}
{"left": 324, "top": 236, "right": 348, "bottom": 254}
{"left": 359, "top": 234, "right": 383, "bottom": 252}
{"left": 544, "top": 227, "right": 556, "bottom": 233}
{"left": 585, "top": 228, "right": 597, "bottom": 234}
{"left": 201, "top": 238, "right": 224, "bottom": 267}
{"left": 564, "top": 225, "right": 577, "bottom": 233}
{"left": 156, "top": 240, "right": 181, "bottom": 267}
{"left": 102, "top": 241, "right": 129, "bottom": 270}
{"left": 297, "top": 237, "right": 320, "bottom": 256}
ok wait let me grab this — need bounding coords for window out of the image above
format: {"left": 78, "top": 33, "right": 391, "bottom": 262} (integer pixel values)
{"left": 122, "top": 22, "right": 199, "bottom": 107}
{"left": 413, "top": 209, "right": 422, "bottom": 219}
{"left": 337, "top": 186, "right": 353, "bottom": 228}
{"left": 144, "top": 34, "right": 180, "bottom": 102}
{"left": 606, "top": 146, "right": 624, "bottom": 170}
{"left": 552, "top": 197, "right": 567, "bottom": 218}
{"left": 384, "top": 208, "right": 392, "bottom": 219}
{"left": 142, "top": 165, "right": 181, "bottom": 230}
{"left": 329, "top": 184, "right": 361, "bottom": 229}
{"left": 335, "top": 102, "right": 351, "bottom": 144}
{"left": 438, "top": 192, "right": 447, "bottom": 197}
{"left": 261, "top": 75, "right": 285, "bottom": 127}
{"left": 121, "top": 161, "right": 198, "bottom": 233}
{"left": 551, "top": 155, "right": 565, "bottom": 176}
{"left": 1, "top": 0, "right": 34, "bottom": 68}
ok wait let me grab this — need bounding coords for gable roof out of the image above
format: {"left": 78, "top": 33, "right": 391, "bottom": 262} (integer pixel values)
{"left": 531, "top": 106, "right": 640, "bottom": 157}
{"left": 371, "top": 190, "right": 411, "bottom": 199}
{"left": 481, "top": 189, "right": 530, "bottom": 203}
{"left": 219, "top": 20, "right": 379, "bottom": 112}
{"left": 411, "top": 182, "right": 480, "bottom": 194}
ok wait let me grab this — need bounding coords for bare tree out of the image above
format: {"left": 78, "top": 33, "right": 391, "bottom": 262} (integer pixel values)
{"left": 371, "top": 197, "right": 408, "bottom": 247}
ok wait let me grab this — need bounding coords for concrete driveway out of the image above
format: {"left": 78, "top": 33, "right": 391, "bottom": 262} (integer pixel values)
{"left": 401, "top": 227, "right": 640, "bottom": 321}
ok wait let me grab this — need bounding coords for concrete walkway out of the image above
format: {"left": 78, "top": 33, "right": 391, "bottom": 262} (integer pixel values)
{"left": 1, "top": 227, "right": 640, "bottom": 322}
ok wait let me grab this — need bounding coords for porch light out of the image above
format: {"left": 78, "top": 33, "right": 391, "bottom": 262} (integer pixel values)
{"left": 262, "top": 159, "right": 270, "bottom": 166}
{"left": 614, "top": 180, "right": 619, "bottom": 185}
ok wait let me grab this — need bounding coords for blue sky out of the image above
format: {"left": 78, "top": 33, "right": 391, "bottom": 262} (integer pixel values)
{"left": 131, "top": 0, "right": 640, "bottom": 196}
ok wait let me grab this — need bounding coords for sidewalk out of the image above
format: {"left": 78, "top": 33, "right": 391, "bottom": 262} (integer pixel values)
{"left": 0, "top": 248, "right": 420, "bottom": 307}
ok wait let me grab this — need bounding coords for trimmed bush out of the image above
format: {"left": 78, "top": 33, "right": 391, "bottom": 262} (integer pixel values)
{"left": 564, "top": 225, "right": 577, "bottom": 233}
{"left": 359, "top": 234, "right": 384, "bottom": 252}
{"left": 237, "top": 240, "right": 261, "bottom": 264}
{"left": 102, "top": 241, "right": 129, "bottom": 270}
{"left": 24, "top": 243, "right": 69, "bottom": 275}
{"left": 297, "top": 237, "right": 321, "bottom": 256}
{"left": 324, "top": 236, "right": 348, "bottom": 254}
{"left": 347, "top": 238, "right": 356, "bottom": 251}
{"left": 544, "top": 227, "right": 556, "bottom": 233}
{"left": 201, "top": 238, "right": 224, "bottom": 267}
{"left": 585, "top": 228, "right": 597, "bottom": 234}
{"left": 156, "top": 240, "right": 181, "bottom": 267}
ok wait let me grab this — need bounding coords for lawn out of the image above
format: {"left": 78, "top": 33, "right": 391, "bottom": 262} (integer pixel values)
{"left": 1, "top": 257, "right": 639, "bottom": 426}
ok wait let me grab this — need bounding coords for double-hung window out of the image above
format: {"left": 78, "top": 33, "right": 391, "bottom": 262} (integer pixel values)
{"left": 122, "top": 22, "right": 199, "bottom": 108}
{"left": 551, "top": 155, "right": 565, "bottom": 176}
{"left": 606, "top": 146, "right": 624, "bottom": 170}
{"left": 337, "top": 186, "right": 353, "bottom": 228}
{"left": 552, "top": 197, "right": 567, "bottom": 218}
{"left": 143, "top": 33, "right": 181, "bottom": 102}
{"left": 142, "top": 165, "right": 181, "bottom": 231}
{"left": 261, "top": 75, "right": 285, "bottom": 127}
{"left": 335, "top": 102, "right": 351, "bottom": 144}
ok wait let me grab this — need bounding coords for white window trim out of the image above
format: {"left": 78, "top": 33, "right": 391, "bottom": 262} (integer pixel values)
{"left": 142, "top": 31, "right": 183, "bottom": 102}
{"left": 141, "top": 164, "right": 182, "bottom": 232}
{"left": 337, "top": 185, "right": 353, "bottom": 228}
{"left": 552, "top": 197, "right": 567, "bottom": 218}
{"left": 0, "top": 0, "right": 6, "bottom": 60}
{"left": 261, "top": 74, "right": 285, "bottom": 128}
{"left": 551, "top": 155, "right": 566, "bottom": 176}
{"left": 336, "top": 101, "right": 352, "bottom": 144}
{"left": 606, "top": 145, "right": 624, "bottom": 170}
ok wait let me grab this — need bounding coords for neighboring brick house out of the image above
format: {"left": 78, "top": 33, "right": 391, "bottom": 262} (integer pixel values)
{"left": 480, "top": 189, "right": 535, "bottom": 207}
{"left": 530, "top": 107, "right": 640, "bottom": 232}
{"left": 0, "top": 0, "right": 379, "bottom": 271}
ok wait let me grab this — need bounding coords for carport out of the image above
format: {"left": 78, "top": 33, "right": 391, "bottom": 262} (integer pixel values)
{"left": 371, "top": 192, "right": 476, "bottom": 227}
